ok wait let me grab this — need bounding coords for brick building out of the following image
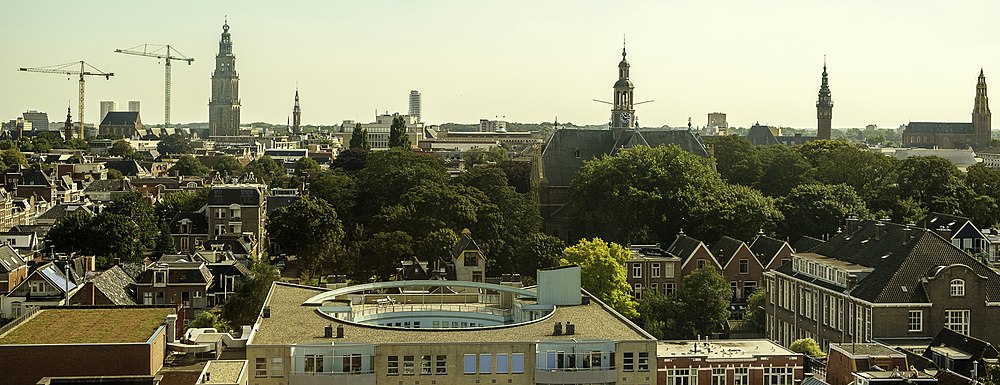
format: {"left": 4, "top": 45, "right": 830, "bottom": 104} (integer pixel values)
{"left": 656, "top": 339, "right": 804, "bottom": 385}
{"left": 135, "top": 261, "right": 212, "bottom": 323}
{"left": 711, "top": 236, "right": 764, "bottom": 302}
{"left": 626, "top": 244, "right": 683, "bottom": 298}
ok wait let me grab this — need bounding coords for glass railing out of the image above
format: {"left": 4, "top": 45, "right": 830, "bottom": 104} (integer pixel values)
{"left": 290, "top": 369, "right": 374, "bottom": 376}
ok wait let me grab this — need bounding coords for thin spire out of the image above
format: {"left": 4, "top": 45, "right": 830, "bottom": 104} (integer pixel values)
{"left": 622, "top": 34, "right": 627, "bottom": 60}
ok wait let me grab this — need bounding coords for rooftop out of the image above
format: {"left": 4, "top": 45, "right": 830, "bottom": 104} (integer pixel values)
{"left": 831, "top": 343, "right": 904, "bottom": 358}
{"left": 657, "top": 339, "right": 800, "bottom": 360}
{"left": 0, "top": 307, "right": 172, "bottom": 345}
{"left": 200, "top": 360, "right": 246, "bottom": 384}
{"left": 250, "top": 283, "right": 652, "bottom": 345}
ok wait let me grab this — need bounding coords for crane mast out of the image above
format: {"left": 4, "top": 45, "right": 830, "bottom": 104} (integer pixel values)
{"left": 114, "top": 44, "right": 193, "bottom": 128}
{"left": 18, "top": 61, "right": 114, "bottom": 139}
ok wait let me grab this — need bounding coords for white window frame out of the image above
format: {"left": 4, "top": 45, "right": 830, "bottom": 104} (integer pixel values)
{"left": 951, "top": 279, "right": 966, "bottom": 297}
{"left": 908, "top": 310, "right": 923, "bottom": 332}
{"left": 632, "top": 263, "right": 642, "bottom": 278}
{"left": 651, "top": 263, "right": 661, "bottom": 278}
{"left": 945, "top": 310, "right": 970, "bottom": 336}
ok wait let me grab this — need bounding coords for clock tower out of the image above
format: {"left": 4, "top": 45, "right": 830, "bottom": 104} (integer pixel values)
{"left": 611, "top": 42, "right": 635, "bottom": 137}
{"left": 816, "top": 60, "right": 833, "bottom": 140}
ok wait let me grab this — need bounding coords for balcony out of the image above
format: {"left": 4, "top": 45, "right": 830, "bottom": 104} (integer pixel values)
{"left": 289, "top": 370, "right": 375, "bottom": 385}
{"left": 534, "top": 366, "right": 617, "bottom": 384}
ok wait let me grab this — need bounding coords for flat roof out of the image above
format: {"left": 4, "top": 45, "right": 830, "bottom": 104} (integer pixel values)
{"left": 657, "top": 340, "right": 800, "bottom": 360}
{"left": 0, "top": 308, "right": 172, "bottom": 345}
{"left": 250, "top": 283, "right": 653, "bottom": 345}
{"left": 201, "top": 360, "right": 246, "bottom": 384}
{"left": 831, "top": 343, "right": 903, "bottom": 358}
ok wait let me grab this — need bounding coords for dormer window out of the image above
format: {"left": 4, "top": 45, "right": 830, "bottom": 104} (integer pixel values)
{"left": 154, "top": 270, "right": 167, "bottom": 286}
{"left": 950, "top": 279, "right": 965, "bottom": 297}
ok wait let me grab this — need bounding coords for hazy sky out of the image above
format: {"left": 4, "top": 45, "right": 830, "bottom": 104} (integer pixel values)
{"left": 2, "top": 1, "right": 999, "bottom": 129}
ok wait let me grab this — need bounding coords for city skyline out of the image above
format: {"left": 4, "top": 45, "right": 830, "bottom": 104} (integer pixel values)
{"left": 1, "top": 1, "right": 999, "bottom": 129}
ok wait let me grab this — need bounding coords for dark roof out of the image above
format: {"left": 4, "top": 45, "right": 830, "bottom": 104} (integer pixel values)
{"left": 665, "top": 234, "right": 709, "bottom": 265}
{"left": 793, "top": 235, "right": 824, "bottom": 253}
{"left": 801, "top": 377, "right": 830, "bottom": 385}
{"left": 12, "top": 224, "right": 52, "bottom": 242}
{"left": 540, "top": 127, "right": 708, "bottom": 186}
{"left": 208, "top": 185, "right": 265, "bottom": 206}
{"left": 936, "top": 370, "right": 978, "bottom": 385}
{"left": 710, "top": 236, "right": 747, "bottom": 267}
{"left": 202, "top": 236, "right": 252, "bottom": 255}
{"left": 207, "top": 260, "right": 251, "bottom": 292}
{"left": 130, "top": 177, "right": 181, "bottom": 187}
{"left": 923, "top": 327, "right": 999, "bottom": 363}
{"left": 451, "top": 231, "right": 482, "bottom": 258}
{"left": 100, "top": 111, "right": 140, "bottom": 126}
{"left": 136, "top": 262, "right": 213, "bottom": 285}
{"left": 170, "top": 212, "right": 209, "bottom": 235}
{"left": 84, "top": 178, "right": 132, "bottom": 193}
{"left": 104, "top": 160, "right": 147, "bottom": 176}
{"left": 37, "top": 204, "right": 93, "bottom": 221}
{"left": 266, "top": 194, "right": 299, "bottom": 216}
{"left": 90, "top": 265, "right": 137, "bottom": 305}
{"left": 749, "top": 234, "right": 789, "bottom": 266}
{"left": 746, "top": 124, "right": 779, "bottom": 146}
{"left": 920, "top": 212, "right": 980, "bottom": 240}
{"left": 777, "top": 221, "right": 1000, "bottom": 303}
{"left": 905, "top": 122, "right": 973, "bottom": 134}
{"left": 0, "top": 244, "right": 25, "bottom": 272}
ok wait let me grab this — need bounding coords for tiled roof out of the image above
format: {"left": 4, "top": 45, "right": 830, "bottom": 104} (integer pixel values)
{"left": 208, "top": 185, "right": 265, "bottom": 206}
{"left": 793, "top": 235, "right": 824, "bottom": 253}
{"left": 100, "top": 111, "right": 140, "bottom": 126}
{"left": 778, "top": 221, "right": 1000, "bottom": 303}
{"left": 749, "top": 235, "right": 788, "bottom": 266}
{"left": 746, "top": 124, "right": 779, "bottom": 146}
{"left": 905, "top": 122, "right": 973, "bottom": 134}
{"left": 37, "top": 204, "right": 93, "bottom": 221}
{"left": 136, "top": 262, "right": 213, "bottom": 285}
{"left": 710, "top": 236, "right": 746, "bottom": 267}
{"left": 923, "top": 327, "right": 998, "bottom": 362}
{"left": 666, "top": 234, "right": 710, "bottom": 265}
{"left": 0, "top": 244, "right": 24, "bottom": 272}
{"left": 170, "top": 212, "right": 209, "bottom": 235}
{"left": 91, "top": 265, "right": 137, "bottom": 306}
{"left": 84, "top": 178, "right": 132, "bottom": 193}
{"left": 104, "top": 160, "right": 148, "bottom": 176}
{"left": 451, "top": 232, "right": 480, "bottom": 258}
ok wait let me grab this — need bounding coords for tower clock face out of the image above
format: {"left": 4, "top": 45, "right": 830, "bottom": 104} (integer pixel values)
{"left": 621, "top": 112, "right": 631, "bottom": 124}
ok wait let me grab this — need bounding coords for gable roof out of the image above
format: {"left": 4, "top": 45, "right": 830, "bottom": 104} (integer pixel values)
{"left": 777, "top": 221, "right": 1000, "bottom": 303}
{"left": 923, "top": 327, "right": 999, "bottom": 363}
{"left": 37, "top": 203, "right": 93, "bottom": 221}
{"left": 710, "top": 236, "right": 748, "bottom": 268}
{"left": 170, "top": 212, "right": 209, "bottom": 235}
{"left": 136, "top": 262, "right": 213, "bottom": 285}
{"left": 920, "top": 212, "right": 982, "bottom": 240}
{"left": 0, "top": 244, "right": 25, "bottom": 272}
{"left": 905, "top": 122, "right": 973, "bottom": 134}
{"left": 746, "top": 124, "right": 779, "bottom": 146}
{"left": 100, "top": 111, "right": 140, "bottom": 126}
{"left": 666, "top": 234, "right": 715, "bottom": 267}
{"left": 90, "top": 265, "right": 137, "bottom": 306}
{"left": 749, "top": 234, "right": 790, "bottom": 267}
{"left": 793, "top": 235, "right": 824, "bottom": 253}
{"left": 451, "top": 231, "right": 483, "bottom": 259}
{"left": 83, "top": 178, "right": 132, "bottom": 193}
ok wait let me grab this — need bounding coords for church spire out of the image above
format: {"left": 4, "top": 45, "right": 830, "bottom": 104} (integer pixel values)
{"left": 292, "top": 87, "right": 302, "bottom": 135}
{"left": 816, "top": 58, "right": 833, "bottom": 140}
{"left": 974, "top": 68, "right": 991, "bottom": 145}
{"left": 611, "top": 40, "right": 635, "bottom": 133}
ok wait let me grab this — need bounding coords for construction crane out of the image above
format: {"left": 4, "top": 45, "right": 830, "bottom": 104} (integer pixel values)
{"left": 115, "top": 44, "right": 193, "bottom": 128}
{"left": 19, "top": 61, "right": 114, "bottom": 139}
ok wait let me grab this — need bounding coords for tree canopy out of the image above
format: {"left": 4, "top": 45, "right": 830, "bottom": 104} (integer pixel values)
{"left": 560, "top": 238, "right": 637, "bottom": 318}
{"left": 388, "top": 115, "right": 410, "bottom": 149}
{"left": 157, "top": 134, "right": 193, "bottom": 155}
{"left": 349, "top": 122, "right": 370, "bottom": 150}
{"left": 171, "top": 155, "right": 210, "bottom": 176}
{"left": 267, "top": 196, "right": 345, "bottom": 280}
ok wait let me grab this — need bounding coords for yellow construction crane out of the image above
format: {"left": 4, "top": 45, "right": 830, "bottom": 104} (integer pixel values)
{"left": 115, "top": 44, "right": 193, "bottom": 128}
{"left": 18, "top": 61, "right": 113, "bottom": 139}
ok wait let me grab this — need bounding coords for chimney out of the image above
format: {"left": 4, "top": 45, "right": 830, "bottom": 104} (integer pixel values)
{"left": 203, "top": 372, "right": 210, "bottom": 383}
{"left": 903, "top": 226, "right": 912, "bottom": 245}
{"left": 565, "top": 322, "right": 575, "bottom": 335}
{"left": 165, "top": 314, "right": 178, "bottom": 343}
{"left": 262, "top": 306, "right": 271, "bottom": 318}
{"left": 324, "top": 324, "right": 333, "bottom": 338}
{"left": 336, "top": 325, "right": 344, "bottom": 338}
{"left": 845, "top": 216, "right": 860, "bottom": 234}
{"left": 875, "top": 222, "right": 886, "bottom": 240}
{"left": 553, "top": 322, "right": 563, "bottom": 336}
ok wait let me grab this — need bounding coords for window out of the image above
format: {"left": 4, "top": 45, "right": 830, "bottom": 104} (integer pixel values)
{"left": 154, "top": 271, "right": 167, "bottom": 285}
{"left": 731, "top": 281, "right": 739, "bottom": 299}
{"left": 664, "top": 263, "right": 675, "bottom": 278}
{"left": 180, "top": 237, "right": 189, "bottom": 251}
{"left": 665, "top": 283, "right": 676, "bottom": 295}
{"left": 623, "top": 352, "right": 634, "bottom": 371}
{"left": 951, "top": 279, "right": 966, "bottom": 297}
{"left": 496, "top": 353, "right": 509, "bottom": 373}
{"left": 739, "top": 259, "right": 749, "bottom": 274}
{"left": 464, "top": 251, "right": 479, "bottom": 266}
{"left": 632, "top": 264, "right": 642, "bottom": 278}
{"left": 479, "top": 354, "right": 491, "bottom": 373}
{"left": 909, "top": 310, "right": 923, "bottom": 332}
{"left": 403, "top": 355, "right": 415, "bottom": 375}
{"left": 634, "top": 283, "right": 642, "bottom": 298}
{"left": 304, "top": 354, "right": 324, "bottom": 373}
{"left": 735, "top": 367, "right": 749, "bottom": 385}
{"left": 419, "top": 355, "right": 432, "bottom": 375}
{"left": 194, "top": 291, "right": 202, "bottom": 299}
{"left": 511, "top": 353, "right": 524, "bottom": 374}
{"left": 652, "top": 263, "right": 661, "bottom": 278}
{"left": 463, "top": 354, "right": 476, "bottom": 374}
{"left": 143, "top": 292, "right": 153, "bottom": 305}
{"left": 946, "top": 310, "right": 971, "bottom": 336}
{"left": 638, "top": 352, "right": 649, "bottom": 371}
{"left": 651, "top": 283, "right": 658, "bottom": 293}
{"left": 271, "top": 357, "right": 283, "bottom": 377}
{"left": 255, "top": 357, "right": 267, "bottom": 377}
{"left": 667, "top": 368, "right": 697, "bottom": 385}
{"left": 713, "top": 368, "right": 727, "bottom": 385}
{"left": 388, "top": 356, "right": 399, "bottom": 375}
{"left": 436, "top": 355, "right": 447, "bottom": 374}
{"left": 215, "top": 208, "right": 225, "bottom": 219}
{"left": 697, "top": 259, "right": 707, "bottom": 268}
{"left": 344, "top": 354, "right": 362, "bottom": 374}
{"left": 215, "top": 225, "right": 225, "bottom": 236}
{"left": 765, "top": 367, "right": 794, "bottom": 385}
{"left": 744, "top": 281, "right": 757, "bottom": 299}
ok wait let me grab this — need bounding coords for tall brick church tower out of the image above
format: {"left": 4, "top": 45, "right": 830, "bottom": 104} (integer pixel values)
{"left": 611, "top": 42, "right": 635, "bottom": 139}
{"left": 816, "top": 61, "right": 833, "bottom": 140}
{"left": 973, "top": 69, "right": 991, "bottom": 146}
{"left": 209, "top": 19, "right": 241, "bottom": 137}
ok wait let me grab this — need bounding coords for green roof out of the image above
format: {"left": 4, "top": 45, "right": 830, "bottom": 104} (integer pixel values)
{"left": 0, "top": 308, "right": 172, "bottom": 345}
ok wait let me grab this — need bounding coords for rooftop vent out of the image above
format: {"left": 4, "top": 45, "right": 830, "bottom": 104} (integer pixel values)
{"left": 565, "top": 322, "right": 575, "bottom": 335}
{"left": 336, "top": 324, "right": 344, "bottom": 338}
{"left": 262, "top": 306, "right": 271, "bottom": 318}
{"left": 553, "top": 322, "right": 563, "bottom": 336}
{"left": 324, "top": 324, "right": 333, "bottom": 338}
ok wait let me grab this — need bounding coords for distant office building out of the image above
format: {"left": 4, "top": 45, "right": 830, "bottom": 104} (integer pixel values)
{"left": 209, "top": 19, "right": 241, "bottom": 137}
{"left": 22, "top": 110, "right": 48, "bottom": 132}
{"left": 128, "top": 100, "right": 140, "bottom": 113}
{"left": 100, "top": 101, "right": 117, "bottom": 124}
{"left": 479, "top": 118, "right": 507, "bottom": 133}
{"left": 707, "top": 112, "right": 727, "bottom": 129}
{"left": 409, "top": 90, "right": 422, "bottom": 123}
{"left": 817, "top": 62, "right": 833, "bottom": 140}
{"left": 340, "top": 113, "right": 423, "bottom": 150}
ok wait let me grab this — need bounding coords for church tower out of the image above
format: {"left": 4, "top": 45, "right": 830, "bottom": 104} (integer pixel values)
{"left": 209, "top": 19, "right": 241, "bottom": 137}
{"left": 816, "top": 60, "right": 833, "bottom": 140}
{"left": 292, "top": 88, "right": 301, "bottom": 135}
{"left": 973, "top": 69, "right": 991, "bottom": 146}
{"left": 611, "top": 42, "right": 635, "bottom": 137}
{"left": 63, "top": 106, "right": 74, "bottom": 140}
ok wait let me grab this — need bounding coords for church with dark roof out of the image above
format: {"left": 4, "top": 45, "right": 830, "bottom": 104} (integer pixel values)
{"left": 902, "top": 70, "right": 991, "bottom": 149}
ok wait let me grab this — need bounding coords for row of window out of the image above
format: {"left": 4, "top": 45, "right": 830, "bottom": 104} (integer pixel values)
{"left": 632, "top": 283, "right": 676, "bottom": 298}
{"left": 792, "top": 257, "right": 849, "bottom": 286}
{"left": 461, "top": 353, "right": 526, "bottom": 375}
{"left": 630, "top": 262, "right": 676, "bottom": 279}
{"left": 255, "top": 357, "right": 283, "bottom": 378}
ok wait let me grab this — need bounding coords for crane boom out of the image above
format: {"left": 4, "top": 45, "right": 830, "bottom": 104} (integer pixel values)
{"left": 115, "top": 44, "right": 193, "bottom": 128}
{"left": 19, "top": 61, "right": 114, "bottom": 139}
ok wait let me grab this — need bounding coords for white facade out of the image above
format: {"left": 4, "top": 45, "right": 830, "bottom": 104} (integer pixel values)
{"left": 408, "top": 90, "right": 421, "bottom": 123}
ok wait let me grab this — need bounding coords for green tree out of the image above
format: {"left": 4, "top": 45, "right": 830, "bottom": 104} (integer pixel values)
{"left": 896, "top": 156, "right": 970, "bottom": 215}
{"left": 513, "top": 233, "right": 564, "bottom": 277}
{"left": 374, "top": 181, "right": 485, "bottom": 238}
{"left": 308, "top": 170, "right": 356, "bottom": 222}
{"left": 171, "top": 155, "right": 210, "bottom": 176}
{"left": 463, "top": 146, "right": 509, "bottom": 168}
{"left": 154, "top": 189, "right": 209, "bottom": 225}
{"left": 188, "top": 310, "right": 231, "bottom": 331}
{"left": 331, "top": 148, "right": 368, "bottom": 172}
{"left": 294, "top": 157, "right": 321, "bottom": 176}
{"left": 416, "top": 228, "right": 459, "bottom": 262}
{"left": 355, "top": 149, "right": 448, "bottom": 223}
{"left": 349, "top": 122, "right": 370, "bottom": 150}
{"left": 789, "top": 338, "right": 825, "bottom": 357}
{"left": 214, "top": 155, "right": 244, "bottom": 177}
{"left": 267, "top": 196, "right": 345, "bottom": 280}
{"left": 743, "top": 288, "right": 766, "bottom": 332}
{"left": 157, "top": 134, "right": 193, "bottom": 155}
{"left": 222, "top": 258, "right": 279, "bottom": 327}
{"left": 388, "top": 115, "right": 410, "bottom": 149}
{"left": 1, "top": 148, "right": 27, "bottom": 168}
{"left": 710, "top": 135, "right": 762, "bottom": 187}
{"left": 108, "top": 140, "right": 135, "bottom": 157}
{"left": 90, "top": 212, "right": 144, "bottom": 262}
{"left": 689, "top": 184, "right": 784, "bottom": 242}
{"left": 154, "top": 222, "right": 176, "bottom": 258}
{"left": 665, "top": 266, "right": 731, "bottom": 338}
{"left": 354, "top": 231, "right": 414, "bottom": 281}
{"left": 560, "top": 238, "right": 637, "bottom": 318}
{"left": 244, "top": 155, "right": 285, "bottom": 184}
{"left": 755, "top": 145, "right": 814, "bottom": 197}
{"left": 107, "top": 169, "right": 124, "bottom": 180}
{"left": 105, "top": 191, "right": 158, "bottom": 250}
{"left": 780, "top": 183, "right": 869, "bottom": 241}
{"left": 47, "top": 210, "right": 96, "bottom": 254}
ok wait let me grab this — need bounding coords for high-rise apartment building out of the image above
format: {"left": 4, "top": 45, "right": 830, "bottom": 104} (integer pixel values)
{"left": 409, "top": 90, "right": 422, "bottom": 123}
{"left": 100, "top": 101, "right": 117, "bottom": 124}
{"left": 128, "top": 100, "right": 140, "bottom": 113}
{"left": 209, "top": 19, "right": 241, "bottom": 137}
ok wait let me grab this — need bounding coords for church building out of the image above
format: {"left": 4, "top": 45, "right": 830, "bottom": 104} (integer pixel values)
{"left": 209, "top": 19, "right": 241, "bottom": 137}
{"left": 902, "top": 70, "right": 991, "bottom": 149}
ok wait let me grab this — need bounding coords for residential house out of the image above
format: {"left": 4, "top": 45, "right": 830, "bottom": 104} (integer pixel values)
{"left": 82, "top": 178, "right": 133, "bottom": 203}
{"left": 4, "top": 166, "right": 57, "bottom": 204}
{"left": 55, "top": 162, "right": 109, "bottom": 183}
{"left": 824, "top": 343, "right": 937, "bottom": 385}
{"left": 35, "top": 203, "right": 93, "bottom": 226}
{"left": 170, "top": 212, "right": 209, "bottom": 254}
{"left": 656, "top": 340, "right": 804, "bottom": 385}
{"left": 451, "top": 230, "right": 487, "bottom": 284}
{"left": 765, "top": 220, "right": 1000, "bottom": 351}
{"left": 664, "top": 233, "right": 722, "bottom": 279}
{"left": 750, "top": 234, "right": 795, "bottom": 271}
{"left": 921, "top": 328, "right": 998, "bottom": 379}
{"left": 206, "top": 259, "right": 250, "bottom": 306}
{"left": 1, "top": 262, "right": 79, "bottom": 319}
{"left": 5, "top": 224, "right": 50, "bottom": 255}
{"left": 104, "top": 159, "right": 151, "bottom": 178}
{"left": 67, "top": 265, "right": 137, "bottom": 306}
{"left": 135, "top": 261, "right": 213, "bottom": 323}
{"left": 921, "top": 212, "right": 988, "bottom": 256}
{"left": 711, "top": 236, "right": 763, "bottom": 302}
{"left": 206, "top": 184, "right": 267, "bottom": 250}
{"left": 0, "top": 244, "right": 27, "bottom": 296}
{"left": 626, "top": 244, "right": 682, "bottom": 298}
